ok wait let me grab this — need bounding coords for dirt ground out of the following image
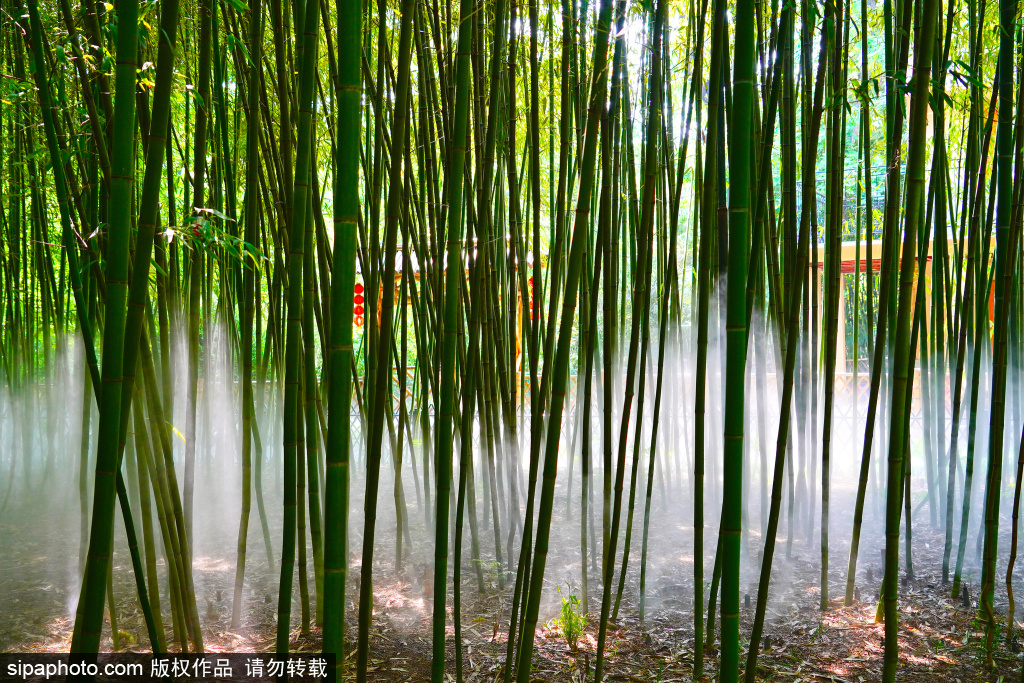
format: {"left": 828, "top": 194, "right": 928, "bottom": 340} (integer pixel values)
{"left": 2, "top": 473, "right": 1023, "bottom": 682}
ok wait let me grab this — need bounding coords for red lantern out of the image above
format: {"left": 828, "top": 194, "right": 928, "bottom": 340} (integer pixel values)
{"left": 354, "top": 282, "right": 365, "bottom": 327}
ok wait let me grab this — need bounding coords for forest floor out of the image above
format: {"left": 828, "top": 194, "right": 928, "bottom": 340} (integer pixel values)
{"left": 3, "top": 482, "right": 1023, "bottom": 682}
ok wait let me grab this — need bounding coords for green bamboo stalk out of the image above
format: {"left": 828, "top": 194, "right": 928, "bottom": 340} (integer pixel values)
{"left": 185, "top": 0, "right": 214, "bottom": 555}
{"left": 322, "top": 0, "right": 359, "bottom": 660}
{"left": 845, "top": 0, "right": 918, "bottom": 603}
{"left": 721, "top": 0, "right": 753, "bottom": 672}
{"left": 980, "top": 0, "right": 1019, "bottom": 656}
{"left": 69, "top": 0, "right": 137, "bottom": 649}
{"left": 881, "top": 0, "right": 938, "bottom": 676}
{"left": 514, "top": 0, "right": 612, "bottom": 676}
{"left": 277, "top": 0, "right": 320, "bottom": 650}
{"left": 693, "top": 0, "right": 728, "bottom": 671}
{"left": 430, "top": 29, "right": 472, "bottom": 662}
{"left": 303, "top": 158, "right": 324, "bottom": 631}
{"left": 356, "top": 0, "right": 415, "bottom": 676}
{"left": 595, "top": 3, "right": 663, "bottom": 674}
{"left": 819, "top": 0, "right": 844, "bottom": 611}
{"left": 952, "top": 81, "right": 1000, "bottom": 597}
{"left": 744, "top": 12, "right": 828, "bottom": 678}
{"left": 232, "top": 0, "right": 265, "bottom": 631}
{"left": 132, "top": 403, "right": 165, "bottom": 652}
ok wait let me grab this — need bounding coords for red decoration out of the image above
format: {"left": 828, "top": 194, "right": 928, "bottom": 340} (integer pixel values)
{"left": 527, "top": 277, "right": 535, "bottom": 319}
{"left": 354, "top": 282, "right": 366, "bottom": 326}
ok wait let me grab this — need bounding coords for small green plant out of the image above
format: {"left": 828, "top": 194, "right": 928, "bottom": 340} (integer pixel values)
{"left": 554, "top": 586, "right": 587, "bottom": 652}
{"left": 811, "top": 620, "right": 825, "bottom": 640}
{"left": 472, "top": 558, "right": 509, "bottom": 590}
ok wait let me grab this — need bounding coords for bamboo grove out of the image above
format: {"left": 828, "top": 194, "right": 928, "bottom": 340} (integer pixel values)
{"left": 1, "top": 0, "right": 1023, "bottom": 678}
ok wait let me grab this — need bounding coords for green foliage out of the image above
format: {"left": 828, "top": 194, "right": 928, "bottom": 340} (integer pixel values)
{"left": 553, "top": 586, "right": 587, "bottom": 652}
{"left": 472, "top": 558, "right": 511, "bottom": 590}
